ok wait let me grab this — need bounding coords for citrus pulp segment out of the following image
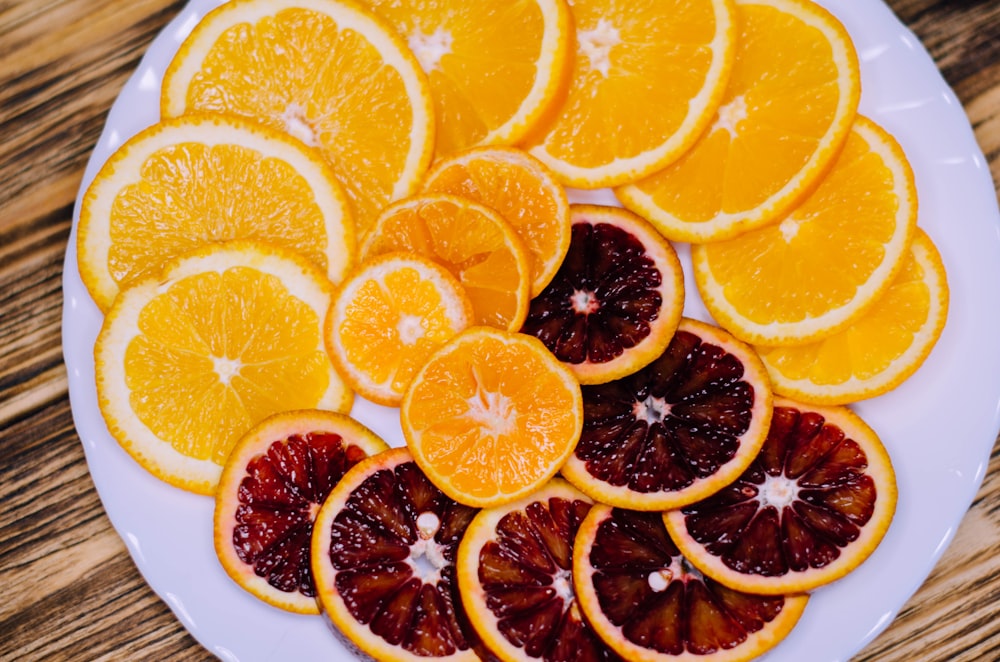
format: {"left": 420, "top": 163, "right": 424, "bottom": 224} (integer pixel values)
{"left": 523, "top": 0, "right": 737, "bottom": 188}
{"left": 311, "top": 446, "right": 482, "bottom": 661}
{"left": 421, "top": 146, "right": 572, "bottom": 296}
{"left": 160, "top": 0, "right": 435, "bottom": 233}
{"left": 360, "top": 193, "right": 532, "bottom": 331}
{"left": 324, "top": 252, "right": 473, "bottom": 407}
{"left": 757, "top": 228, "right": 949, "bottom": 404}
{"left": 692, "top": 115, "right": 919, "bottom": 346}
{"left": 574, "top": 504, "right": 809, "bottom": 661}
{"left": 561, "top": 318, "right": 773, "bottom": 511}
{"left": 77, "top": 114, "right": 354, "bottom": 312}
{"left": 664, "top": 397, "right": 897, "bottom": 595}
{"left": 94, "top": 241, "right": 352, "bottom": 495}
{"left": 617, "top": 0, "right": 862, "bottom": 242}
{"left": 455, "top": 478, "right": 621, "bottom": 662}
{"left": 214, "top": 409, "right": 388, "bottom": 614}
{"left": 519, "top": 204, "right": 685, "bottom": 385}
{"left": 400, "top": 327, "right": 583, "bottom": 508}
{"left": 359, "top": 0, "right": 571, "bottom": 157}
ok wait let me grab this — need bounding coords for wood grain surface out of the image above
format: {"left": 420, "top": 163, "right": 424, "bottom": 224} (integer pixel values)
{"left": 1, "top": 1, "right": 998, "bottom": 660}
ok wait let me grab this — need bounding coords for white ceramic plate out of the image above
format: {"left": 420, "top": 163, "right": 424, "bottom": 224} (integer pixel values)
{"left": 62, "top": 1, "right": 1000, "bottom": 660}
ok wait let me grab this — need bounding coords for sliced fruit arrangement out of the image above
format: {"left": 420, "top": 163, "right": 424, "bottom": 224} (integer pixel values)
{"left": 523, "top": 0, "right": 737, "bottom": 188}
{"left": 456, "top": 478, "right": 620, "bottom": 662}
{"left": 161, "top": 0, "right": 435, "bottom": 232}
{"left": 520, "top": 204, "right": 685, "bottom": 385}
{"left": 692, "top": 115, "right": 918, "bottom": 346}
{"left": 312, "top": 446, "right": 482, "bottom": 660}
{"left": 325, "top": 251, "right": 473, "bottom": 406}
{"left": 664, "top": 398, "right": 898, "bottom": 595}
{"left": 360, "top": 0, "right": 571, "bottom": 158}
{"left": 757, "top": 229, "right": 949, "bottom": 404}
{"left": 401, "top": 327, "right": 583, "bottom": 509}
{"left": 95, "top": 241, "right": 352, "bottom": 495}
{"left": 561, "top": 317, "right": 773, "bottom": 511}
{"left": 360, "top": 193, "right": 532, "bottom": 331}
{"left": 618, "top": 0, "right": 861, "bottom": 242}
{"left": 574, "top": 504, "right": 809, "bottom": 661}
{"left": 77, "top": 114, "right": 354, "bottom": 312}
{"left": 214, "top": 410, "right": 388, "bottom": 613}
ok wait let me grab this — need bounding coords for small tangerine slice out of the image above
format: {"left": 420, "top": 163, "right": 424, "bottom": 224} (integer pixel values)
{"left": 664, "top": 397, "right": 898, "bottom": 595}
{"left": 360, "top": 193, "right": 531, "bottom": 331}
{"left": 325, "top": 252, "right": 473, "bottom": 407}
{"left": 214, "top": 409, "right": 388, "bottom": 613}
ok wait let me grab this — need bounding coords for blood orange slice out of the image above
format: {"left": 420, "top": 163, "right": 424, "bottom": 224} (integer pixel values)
{"left": 574, "top": 504, "right": 808, "bottom": 661}
{"left": 455, "top": 478, "right": 621, "bottom": 662}
{"left": 520, "top": 204, "right": 684, "bottom": 385}
{"left": 561, "top": 317, "right": 773, "bottom": 510}
{"left": 664, "top": 397, "right": 897, "bottom": 595}
{"left": 214, "top": 409, "right": 388, "bottom": 613}
{"left": 312, "top": 446, "right": 482, "bottom": 660}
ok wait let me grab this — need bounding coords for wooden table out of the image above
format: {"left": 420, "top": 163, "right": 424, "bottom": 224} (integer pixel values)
{"left": 2, "top": 0, "right": 998, "bottom": 659}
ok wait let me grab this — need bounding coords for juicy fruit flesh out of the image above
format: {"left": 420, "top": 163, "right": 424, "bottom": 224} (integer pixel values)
{"left": 576, "top": 329, "right": 756, "bottom": 493}
{"left": 681, "top": 405, "right": 878, "bottom": 577}
{"left": 589, "top": 508, "right": 789, "bottom": 655}
{"left": 324, "top": 460, "right": 479, "bottom": 656}
{"left": 521, "top": 221, "right": 664, "bottom": 365}
{"left": 233, "top": 432, "right": 370, "bottom": 597}
{"left": 477, "top": 496, "right": 619, "bottom": 661}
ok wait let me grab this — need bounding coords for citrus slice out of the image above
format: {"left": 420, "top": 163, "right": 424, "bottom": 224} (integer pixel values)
{"left": 520, "top": 204, "right": 685, "bottom": 385}
{"left": 77, "top": 114, "right": 354, "bottom": 312}
{"left": 561, "top": 317, "right": 773, "bottom": 511}
{"left": 421, "top": 146, "right": 571, "bottom": 296}
{"left": 522, "top": 0, "right": 736, "bottom": 188}
{"left": 214, "top": 409, "right": 388, "bottom": 613}
{"left": 664, "top": 397, "right": 897, "bottom": 595}
{"left": 758, "top": 229, "right": 949, "bottom": 405}
{"left": 617, "top": 0, "right": 862, "bottom": 242}
{"left": 324, "top": 252, "right": 473, "bottom": 407}
{"left": 456, "top": 478, "right": 621, "bottom": 662}
{"left": 360, "top": 194, "right": 531, "bottom": 331}
{"left": 574, "top": 504, "right": 809, "bottom": 661}
{"left": 401, "top": 327, "right": 583, "bottom": 508}
{"left": 692, "top": 115, "right": 918, "bottom": 346}
{"left": 95, "top": 241, "right": 352, "bottom": 495}
{"left": 161, "top": 0, "right": 434, "bottom": 232}
{"left": 361, "top": 0, "right": 571, "bottom": 157}
{"left": 312, "top": 446, "right": 482, "bottom": 661}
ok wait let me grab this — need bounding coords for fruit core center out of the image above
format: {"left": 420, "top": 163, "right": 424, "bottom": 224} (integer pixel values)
{"left": 578, "top": 18, "right": 621, "bottom": 78}
{"left": 409, "top": 26, "right": 452, "bottom": 73}
{"left": 759, "top": 474, "right": 799, "bottom": 509}
{"left": 552, "top": 568, "right": 574, "bottom": 605}
{"left": 408, "top": 511, "right": 448, "bottom": 583}
{"left": 713, "top": 95, "right": 748, "bottom": 136}
{"left": 468, "top": 388, "right": 516, "bottom": 437}
{"left": 571, "top": 289, "right": 600, "bottom": 316}
{"left": 213, "top": 356, "right": 242, "bottom": 385}
{"left": 779, "top": 217, "right": 801, "bottom": 243}
{"left": 634, "top": 395, "right": 670, "bottom": 424}
{"left": 281, "top": 103, "right": 317, "bottom": 147}
{"left": 397, "top": 313, "right": 426, "bottom": 345}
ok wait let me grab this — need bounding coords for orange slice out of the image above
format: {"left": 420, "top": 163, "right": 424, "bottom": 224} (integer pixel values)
{"left": 693, "top": 115, "right": 918, "bottom": 346}
{"left": 77, "top": 114, "right": 354, "bottom": 312}
{"left": 574, "top": 504, "right": 809, "bottom": 661}
{"left": 523, "top": 0, "right": 736, "bottom": 188}
{"left": 401, "top": 327, "right": 583, "bottom": 508}
{"left": 95, "top": 241, "right": 352, "bottom": 495}
{"left": 664, "top": 397, "right": 897, "bottom": 595}
{"left": 421, "top": 146, "right": 571, "bottom": 296}
{"left": 361, "top": 0, "right": 571, "bottom": 157}
{"left": 161, "top": 0, "right": 434, "bottom": 233}
{"left": 214, "top": 410, "right": 388, "bottom": 613}
{"left": 360, "top": 193, "right": 531, "bottom": 331}
{"left": 324, "top": 252, "right": 473, "bottom": 407}
{"left": 618, "top": 0, "right": 861, "bottom": 242}
{"left": 758, "top": 229, "right": 949, "bottom": 404}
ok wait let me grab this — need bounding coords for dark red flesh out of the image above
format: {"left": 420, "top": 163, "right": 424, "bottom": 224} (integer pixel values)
{"left": 477, "top": 496, "right": 622, "bottom": 662}
{"left": 681, "top": 406, "right": 878, "bottom": 576}
{"left": 233, "top": 431, "right": 370, "bottom": 597}
{"left": 324, "top": 460, "right": 480, "bottom": 657}
{"left": 576, "top": 329, "right": 756, "bottom": 493}
{"left": 589, "top": 508, "right": 788, "bottom": 655}
{"left": 521, "top": 220, "right": 665, "bottom": 365}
